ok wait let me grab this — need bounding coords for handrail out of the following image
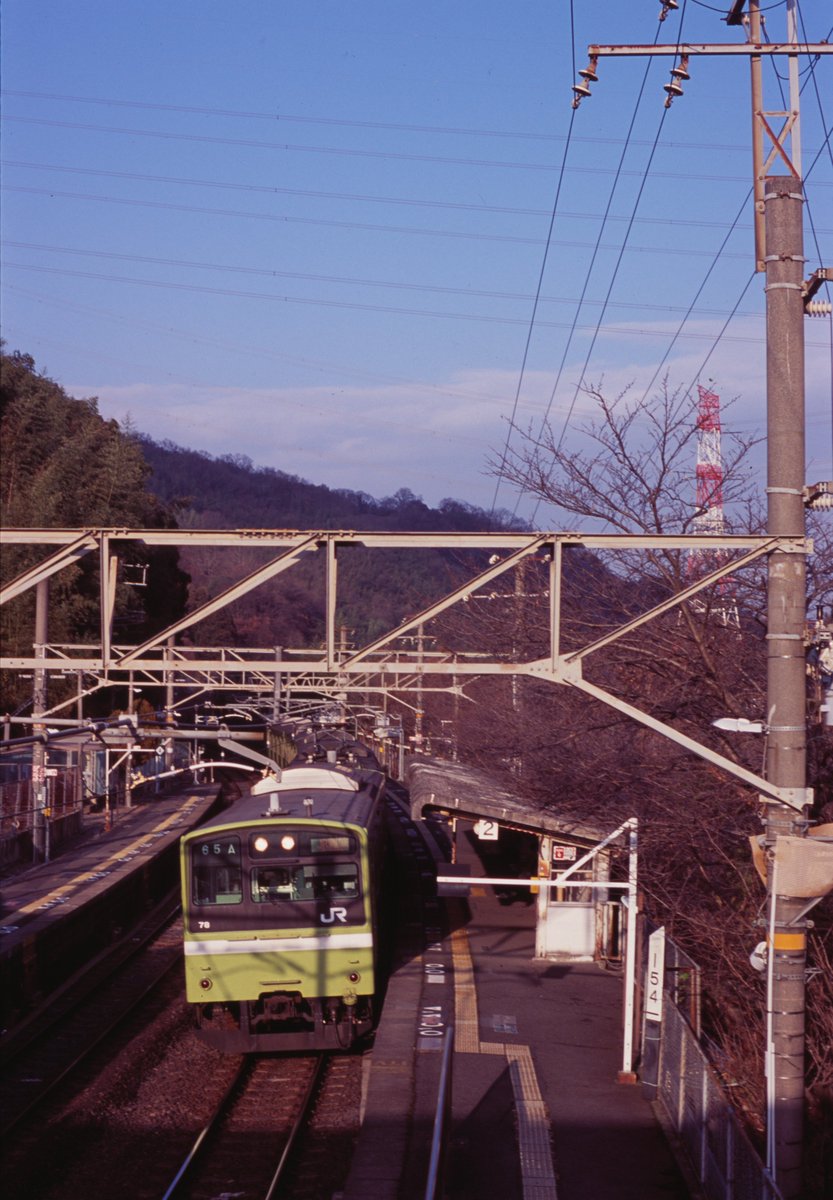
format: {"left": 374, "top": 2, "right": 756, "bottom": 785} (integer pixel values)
{"left": 424, "top": 1025, "right": 454, "bottom": 1200}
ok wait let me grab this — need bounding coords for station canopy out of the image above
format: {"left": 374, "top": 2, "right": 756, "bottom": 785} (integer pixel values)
{"left": 407, "top": 756, "right": 607, "bottom": 848}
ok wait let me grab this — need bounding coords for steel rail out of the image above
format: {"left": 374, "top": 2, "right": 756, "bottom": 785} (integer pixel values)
{"left": 160, "top": 1054, "right": 328, "bottom": 1200}
{"left": 160, "top": 1058, "right": 250, "bottom": 1200}
{"left": 264, "top": 1054, "right": 328, "bottom": 1200}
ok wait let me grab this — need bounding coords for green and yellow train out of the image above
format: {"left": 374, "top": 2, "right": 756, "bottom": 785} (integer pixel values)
{"left": 180, "top": 758, "right": 388, "bottom": 1051}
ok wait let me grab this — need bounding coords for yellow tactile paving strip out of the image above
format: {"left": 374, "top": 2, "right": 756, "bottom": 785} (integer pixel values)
{"left": 450, "top": 926, "right": 481, "bottom": 1053}
{"left": 16, "top": 795, "right": 204, "bottom": 916}
{"left": 453, "top": 929, "right": 559, "bottom": 1199}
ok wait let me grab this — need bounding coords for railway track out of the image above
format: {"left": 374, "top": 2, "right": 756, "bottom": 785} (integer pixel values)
{"left": 161, "top": 1053, "right": 335, "bottom": 1200}
{"left": 0, "top": 898, "right": 183, "bottom": 1138}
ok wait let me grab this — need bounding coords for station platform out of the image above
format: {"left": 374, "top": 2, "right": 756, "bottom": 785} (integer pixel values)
{"left": 450, "top": 887, "right": 690, "bottom": 1200}
{"left": 346, "top": 813, "right": 693, "bottom": 1200}
{"left": 0, "top": 786, "right": 221, "bottom": 1036}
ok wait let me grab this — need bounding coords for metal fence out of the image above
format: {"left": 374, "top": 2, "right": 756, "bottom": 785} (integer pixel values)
{"left": 0, "top": 769, "right": 84, "bottom": 835}
{"left": 655, "top": 955, "right": 782, "bottom": 1200}
{"left": 663, "top": 932, "right": 702, "bottom": 1038}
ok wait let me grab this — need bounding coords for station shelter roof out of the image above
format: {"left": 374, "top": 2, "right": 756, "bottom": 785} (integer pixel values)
{"left": 407, "top": 755, "right": 608, "bottom": 848}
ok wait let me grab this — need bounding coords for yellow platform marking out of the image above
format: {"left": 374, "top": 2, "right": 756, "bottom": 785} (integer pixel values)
{"left": 450, "top": 926, "right": 480, "bottom": 1053}
{"left": 17, "top": 795, "right": 205, "bottom": 916}
{"left": 452, "top": 931, "right": 558, "bottom": 1199}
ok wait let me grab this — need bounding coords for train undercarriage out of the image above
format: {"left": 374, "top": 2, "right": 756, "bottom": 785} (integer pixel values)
{"left": 194, "top": 989, "right": 376, "bottom": 1052}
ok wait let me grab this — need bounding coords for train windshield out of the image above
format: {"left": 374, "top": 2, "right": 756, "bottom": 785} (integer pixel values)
{"left": 192, "top": 835, "right": 243, "bottom": 905}
{"left": 251, "top": 862, "right": 359, "bottom": 903}
{"left": 188, "top": 825, "right": 366, "bottom": 926}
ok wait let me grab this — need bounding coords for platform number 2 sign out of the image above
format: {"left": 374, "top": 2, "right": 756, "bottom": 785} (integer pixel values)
{"left": 473, "top": 819, "right": 499, "bottom": 841}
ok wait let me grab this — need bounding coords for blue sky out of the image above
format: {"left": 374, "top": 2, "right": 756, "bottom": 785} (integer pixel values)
{"left": 1, "top": 1, "right": 831, "bottom": 523}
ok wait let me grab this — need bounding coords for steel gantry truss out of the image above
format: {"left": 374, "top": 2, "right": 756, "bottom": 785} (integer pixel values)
{"left": 0, "top": 525, "right": 809, "bottom": 809}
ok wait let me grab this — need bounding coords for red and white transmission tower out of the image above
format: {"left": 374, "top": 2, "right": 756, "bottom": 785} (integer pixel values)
{"left": 689, "top": 385, "right": 739, "bottom": 625}
{"left": 693, "top": 384, "right": 724, "bottom": 536}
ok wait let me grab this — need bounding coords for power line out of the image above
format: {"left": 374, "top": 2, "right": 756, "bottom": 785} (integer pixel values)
{"left": 12, "top": 158, "right": 820, "bottom": 233}
{"left": 488, "top": 115, "right": 579, "bottom": 519}
{"left": 0, "top": 184, "right": 754, "bottom": 259}
{"left": 0, "top": 114, "right": 651, "bottom": 176}
{"left": 6, "top": 259, "right": 785, "bottom": 344}
{"left": 0, "top": 86, "right": 791, "bottom": 153}
{"left": 523, "top": 16, "right": 671, "bottom": 525}
{"left": 4, "top": 115, "right": 830, "bottom": 188}
{"left": 0, "top": 238, "right": 764, "bottom": 318}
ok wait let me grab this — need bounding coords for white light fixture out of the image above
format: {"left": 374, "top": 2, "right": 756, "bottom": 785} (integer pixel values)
{"left": 712, "top": 717, "right": 765, "bottom": 734}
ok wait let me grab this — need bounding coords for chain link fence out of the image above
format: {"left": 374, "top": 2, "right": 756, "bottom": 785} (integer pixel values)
{"left": 650, "top": 930, "right": 782, "bottom": 1200}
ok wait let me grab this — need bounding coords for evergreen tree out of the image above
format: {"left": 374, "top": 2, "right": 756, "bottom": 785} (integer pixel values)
{"left": 0, "top": 348, "right": 189, "bottom": 713}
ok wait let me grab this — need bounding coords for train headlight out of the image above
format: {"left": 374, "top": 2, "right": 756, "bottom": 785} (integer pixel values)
{"left": 348, "top": 972, "right": 360, "bottom": 983}
{"left": 280, "top": 834, "right": 296, "bottom": 852}
{"left": 199, "top": 977, "right": 213, "bottom": 990}
{"left": 253, "top": 835, "right": 269, "bottom": 853}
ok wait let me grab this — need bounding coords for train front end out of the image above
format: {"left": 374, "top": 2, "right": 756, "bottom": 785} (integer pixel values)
{"left": 180, "top": 767, "right": 384, "bottom": 1052}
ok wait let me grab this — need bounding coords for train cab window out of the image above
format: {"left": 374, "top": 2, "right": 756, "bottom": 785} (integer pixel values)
{"left": 307, "top": 862, "right": 359, "bottom": 899}
{"left": 252, "top": 866, "right": 294, "bottom": 902}
{"left": 251, "top": 861, "right": 359, "bottom": 903}
{"left": 192, "top": 836, "right": 243, "bottom": 905}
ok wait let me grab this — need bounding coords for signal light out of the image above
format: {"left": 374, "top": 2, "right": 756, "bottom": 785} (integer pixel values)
{"left": 200, "top": 977, "right": 212, "bottom": 990}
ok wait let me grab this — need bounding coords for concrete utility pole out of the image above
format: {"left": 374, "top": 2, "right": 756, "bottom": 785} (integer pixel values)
{"left": 578, "top": 6, "right": 830, "bottom": 1195}
{"left": 763, "top": 172, "right": 808, "bottom": 1197}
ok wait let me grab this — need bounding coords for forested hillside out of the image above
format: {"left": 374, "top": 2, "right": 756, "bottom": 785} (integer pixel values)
{"left": 139, "top": 436, "right": 526, "bottom": 533}
{"left": 0, "top": 349, "right": 189, "bottom": 712}
{"left": 0, "top": 347, "right": 542, "bottom": 668}
{"left": 138, "top": 435, "right": 535, "bottom": 646}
